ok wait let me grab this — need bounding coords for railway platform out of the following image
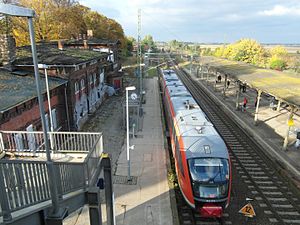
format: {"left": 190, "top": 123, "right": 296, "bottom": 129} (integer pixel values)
{"left": 113, "top": 77, "right": 173, "bottom": 225}
{"left": 64, "top": 77, "right": 174, "bottom": 225}
{"left": 185, "top": 67, "right": 300, "bottom": 183}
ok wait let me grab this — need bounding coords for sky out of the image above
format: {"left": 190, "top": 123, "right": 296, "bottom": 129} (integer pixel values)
{"left": 79, "top": 0, "right": 300, "bottom": 44}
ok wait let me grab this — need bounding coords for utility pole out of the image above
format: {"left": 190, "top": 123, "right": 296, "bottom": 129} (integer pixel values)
{"left": 137, "top": 8, "right": 142, "bottom": 96}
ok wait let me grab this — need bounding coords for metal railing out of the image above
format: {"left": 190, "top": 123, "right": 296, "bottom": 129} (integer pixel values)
{"left": 54, "top": 162, "right": 86, "bottom": 196}
{"left": 85, "top": 135, "right": 103, "bottom": 185}
{"left": 0, "top": 131, "right": 101, "bottom": 154}
{"left": 0, "top": 131, "right": 103, "bottom": 223}
{"left": 0, "top": 160, "right": 51, "bottom": 220}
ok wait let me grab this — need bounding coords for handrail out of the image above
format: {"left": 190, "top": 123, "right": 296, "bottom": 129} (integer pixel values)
{"left": 0, "top": 131, "right": 102, "bottom": 154}
{"left": 0, "top": 131, "right": 103, "bottom": 222}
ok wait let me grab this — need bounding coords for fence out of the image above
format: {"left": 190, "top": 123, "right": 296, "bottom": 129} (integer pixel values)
{"left": 0, "top": 131, "right": 101, "bottom": 154}
{"left": 0, "top": 131, "right": 103, "bottom": 223}
{"left": 0, "top": 160, "right": 50, "bottom": 220}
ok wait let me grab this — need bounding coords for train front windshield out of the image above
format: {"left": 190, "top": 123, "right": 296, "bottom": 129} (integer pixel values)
{"left": 188, "top": 158, "right": 229, "bottom": 199}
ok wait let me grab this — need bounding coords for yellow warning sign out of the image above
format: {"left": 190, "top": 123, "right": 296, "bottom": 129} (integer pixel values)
{"left": 288, "top": 118, "right": 294, "bottom": 127}
{"left": 239, "top": 203, "right": 256, "bottom": 217}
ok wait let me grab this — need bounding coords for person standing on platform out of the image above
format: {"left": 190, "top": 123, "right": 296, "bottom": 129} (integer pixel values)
{"left": 243, "top": 97, "right": 248, "bottom": 112}
{"left": 227, "top": 80, "right": 230, "bottom": 88}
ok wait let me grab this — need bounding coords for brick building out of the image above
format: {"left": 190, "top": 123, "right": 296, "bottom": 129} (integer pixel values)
{"left": 65, "top": 36, "right": 123, "bottom": 90}
{"left": 13, "top": 42, "right": 112, "bottom": 130}
{"left": 0, "top": 34, "right": 68, "bottom": 133}
{"left": 0, "top": 69, "right": 68, "bottom": 132}
{"left": 0, "top": 33, "right": 123, "bottom": 131}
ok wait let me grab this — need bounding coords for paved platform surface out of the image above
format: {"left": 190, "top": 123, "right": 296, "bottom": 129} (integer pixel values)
{"left": 186, "top": 67, "right": 300, "bottom": 183}
{"left": 64, "top": 78, "right": 174, "bottom": 225}
{"left": 114, "top": 78, "right": 173, "bottom": 225}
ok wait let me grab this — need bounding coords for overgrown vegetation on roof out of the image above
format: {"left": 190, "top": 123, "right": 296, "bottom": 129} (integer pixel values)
{"left": 0, "top": 69, "right": 66, "bottom": 112}
{"left": 198, "top": 56, "right": 300, "bottom": 106}
{"left": 15, "top": 44, "right": 107, "bottom": 65}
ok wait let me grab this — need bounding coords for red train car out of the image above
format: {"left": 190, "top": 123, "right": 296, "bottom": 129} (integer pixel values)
{"left": 160, "top": 69, "right": 231, "bottom": 217}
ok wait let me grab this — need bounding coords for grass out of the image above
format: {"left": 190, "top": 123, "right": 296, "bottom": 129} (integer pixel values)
{"left": 121, "top": 56, "right": 137, "bottom": 67}
{"left": 145, "top": 67, "right": 157, "bottom": 78}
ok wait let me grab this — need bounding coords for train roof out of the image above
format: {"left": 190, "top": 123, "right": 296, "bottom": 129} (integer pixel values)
{"left": 183, "top": 135, "right": 228, "bottom": 159}
{"left": 165, "top": 79, "right": 184, "bottom": 87}
{"left": 162, "top": 69, "right": 228, "bottom": 160}
{"left": 168, "top": 86, "right": 191, "bottom": 97}
{"left": 163, "top": 71, "right": 178, "bottom": 80}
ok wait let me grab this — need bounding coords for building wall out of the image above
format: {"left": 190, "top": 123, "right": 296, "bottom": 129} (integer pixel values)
{"left": 0, "top": 86, "right": 67, "bottom": 131}
{"left": 68, "top": 63, "right": 107, "bottom": 130}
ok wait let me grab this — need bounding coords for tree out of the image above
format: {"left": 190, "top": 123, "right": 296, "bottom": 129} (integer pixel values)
{"left": 270, "top": 46, "right": 288, "bottom": 57}
{"left": 268, "top": 45, "right": 288, "bottom": 70}
{"left": 83, "top": 10, "right": 109, "bottom": 39}
{"left": 212, "top": 39, "right": 268, "bottom": 67}
{"left": 229, "top": 39, "right": 267, "bottom": 65}
{"left": 214, "top": 46, "right": 225, "bottom": 57}
{"left": 142, "top": 35, "right": 156, "bottom": 52}
{"left": 7, "top": 0, "right": 127, "bottom": 51}
{"left": 125, "top": 36, "right": 135, "bottom": 55}
{"left": 11, "top": 0, "right": 87, "bottom": 45}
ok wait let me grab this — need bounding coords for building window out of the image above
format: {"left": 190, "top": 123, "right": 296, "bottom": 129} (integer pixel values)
{"left": 81, "top": 79, "right": 85, "bottom": 90}
{"left": 89, "top": 74, "right": 93, "bottom": 85}
{"left": 51, "top": 108, "right": 58, "bottom": 130}
{"left": 93, "top": 73, "right": 96, "bottom": 83}
{"left": 75, "top": 82, "right": 79, "bottom": 93}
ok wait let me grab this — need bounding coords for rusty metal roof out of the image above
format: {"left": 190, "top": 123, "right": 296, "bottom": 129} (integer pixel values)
{"left": 0, "top": 69, "right": 67, "bottom": 112}
{"left": 200, "top": 56, "right": 300, "bottom": 107}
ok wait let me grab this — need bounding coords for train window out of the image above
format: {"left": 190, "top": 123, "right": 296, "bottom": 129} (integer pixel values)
{"left": 188, "top": 158, "right": 229, "bottom": 182}
{"left": 188, "top": 158, "right": 229, "bottom": 199}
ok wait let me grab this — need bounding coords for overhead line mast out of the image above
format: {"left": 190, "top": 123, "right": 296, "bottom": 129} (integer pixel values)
{"left": 137, "top": 8, "right": 142, "bottom": 95}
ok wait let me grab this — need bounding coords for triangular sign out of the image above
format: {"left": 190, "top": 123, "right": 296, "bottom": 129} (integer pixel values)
{"left": 239, "top": 203, "right": 256, "bottom": 217}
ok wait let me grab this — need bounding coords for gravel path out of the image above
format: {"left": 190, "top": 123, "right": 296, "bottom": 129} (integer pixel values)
{"left": 81, "top": 94, "right": 125, "bottom": 173}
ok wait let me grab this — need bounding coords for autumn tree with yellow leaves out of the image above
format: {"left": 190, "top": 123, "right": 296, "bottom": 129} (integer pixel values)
{"left": 0, "top": 0, "right": 126, "bottom": 48}
{"left": 209, "top": 39, "right": 295, "bottom": 72}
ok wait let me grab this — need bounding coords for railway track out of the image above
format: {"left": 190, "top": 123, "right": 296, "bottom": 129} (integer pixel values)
{"left": 169, "top": 64, "right": 300, "bottom": 225}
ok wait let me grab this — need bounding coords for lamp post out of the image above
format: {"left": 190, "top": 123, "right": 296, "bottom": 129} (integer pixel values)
{"left": 0, "top": 4, "right": 60, "bottom": 217}
{"left": 126, "top": 86, "right": 136, "bottom": 181}
{"left": 38, "top": 64, "right": 54, "bottom": 132}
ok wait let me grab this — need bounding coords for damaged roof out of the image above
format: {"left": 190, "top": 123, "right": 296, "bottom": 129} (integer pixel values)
{"left": 0, "top": 69, "right": 67, "bottom": 112}
{"left": 200, "top": 56, "right": 300, "bottom": 107}
{"left": 14, "top": 43, "right": 109, "bottom": 66}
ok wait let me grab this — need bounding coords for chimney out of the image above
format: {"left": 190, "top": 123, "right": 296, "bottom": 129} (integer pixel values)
{"left": 83, "top": 39, "right": 88, "bottom": 49}
{"left": 58, "top": 40, "right": 64, "bottom": 50}
{"left": 0, "top": 34, "right": 16, "bottom": 70}
{"left": 87, "top": 30, "right": 93, "bottom": 38}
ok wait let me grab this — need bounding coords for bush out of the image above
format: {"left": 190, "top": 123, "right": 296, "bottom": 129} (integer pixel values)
{"left": 269, "top": 57, "right": 287, "bottom": 71}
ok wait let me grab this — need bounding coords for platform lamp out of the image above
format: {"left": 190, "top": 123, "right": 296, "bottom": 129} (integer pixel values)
{"left": 126, "top": 86, "right": 136, "bottom": 181}
{"left": 38, "top": 64, "right": 54, "bottom": 132}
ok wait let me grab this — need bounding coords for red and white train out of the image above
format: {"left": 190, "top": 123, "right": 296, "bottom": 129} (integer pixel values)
{"left": 159, "top": 69, "right": 231, "bottom": 217}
